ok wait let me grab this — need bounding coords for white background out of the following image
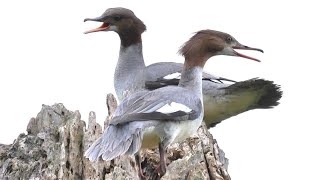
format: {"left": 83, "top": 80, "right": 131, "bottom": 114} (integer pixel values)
{"left": 0, "top": 0, "right": 319, "bottom": 179}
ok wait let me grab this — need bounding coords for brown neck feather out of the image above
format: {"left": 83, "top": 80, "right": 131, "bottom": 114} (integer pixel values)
{"left": 183, "top": 56, "right": 210, "bottom": 70}
{"left": 118, "top": 18, "right": 146, "bottom": 48}
{"left": 119, "top": 31, "right": 142, "bottom": 48}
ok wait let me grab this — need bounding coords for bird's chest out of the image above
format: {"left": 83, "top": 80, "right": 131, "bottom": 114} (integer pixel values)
{"left": 172, "top": 115, "right": 203, "bottom": 143}
{"left": 140, "top": 111, "right": 203, "bottom": 149}
{"left": 141, "top": 126, "right": 160, "bottom": 149}
{"left": 114, "top": 72, "right": 146, "bottom": 100}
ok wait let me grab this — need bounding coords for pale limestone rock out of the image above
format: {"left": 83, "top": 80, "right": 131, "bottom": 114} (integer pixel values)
{"left": 0, "top": 94, "right": 230, "bottom": 180}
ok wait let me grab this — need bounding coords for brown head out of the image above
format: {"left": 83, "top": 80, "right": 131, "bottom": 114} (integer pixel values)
{"left": 84, "top": 7, "right": 146, "bottom": 47}
{"left": 179, "top": 30, "right": 263, "bottom": 68}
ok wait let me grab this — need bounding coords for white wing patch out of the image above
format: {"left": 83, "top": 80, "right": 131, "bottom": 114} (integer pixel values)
{"left": 163, "top": 72, "right": 181, "bottom": 80}
{"left": 156, "top": 102, "right": 192, "bottom": 113}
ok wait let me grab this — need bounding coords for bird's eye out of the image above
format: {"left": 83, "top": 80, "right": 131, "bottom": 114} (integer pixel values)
{"left": 226, "top": 36, "right": 232, "bottom": 42}
{"left": 113, "top": 16, "right": 122, "bottom": 21}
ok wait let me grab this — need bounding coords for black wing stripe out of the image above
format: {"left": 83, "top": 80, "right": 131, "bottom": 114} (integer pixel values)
{"left": 110, "top": 110, "right": 200, "bottom": 126}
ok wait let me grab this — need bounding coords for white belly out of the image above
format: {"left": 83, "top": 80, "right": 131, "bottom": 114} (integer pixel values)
{"left": 140, "top": 114, "right": 203, "bottom": 149}
{"left": 171, "top": 116, "right": 203, "bottom": 143}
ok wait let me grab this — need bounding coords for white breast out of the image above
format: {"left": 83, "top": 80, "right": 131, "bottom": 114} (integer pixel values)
{"left": 172, "top": 115, "right": 203, "bottom": 143}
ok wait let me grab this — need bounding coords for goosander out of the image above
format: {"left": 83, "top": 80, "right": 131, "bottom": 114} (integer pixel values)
{"left": 85, "top": 29, "right": 265, "bottom": 178}
{"left": 84, "top": 7, "right": 282, "bottom": 128}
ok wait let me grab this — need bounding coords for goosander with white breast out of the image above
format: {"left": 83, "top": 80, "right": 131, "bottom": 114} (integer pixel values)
{"left": 85, "top": 29, "right": 266, "bottom": 178}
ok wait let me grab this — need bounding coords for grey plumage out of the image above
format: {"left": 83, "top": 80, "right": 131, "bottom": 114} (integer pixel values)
{"left": 145, "top": 78, "right": 282, "bottom": 127}
{"left": 85, "top": 122, "right": 145, "bottom": 161}
{"left": 146, "top": 62, "right": 235, "bottom": 83}
{"left": 85, "top": 86, "right": 203, "bottom": 161}
{"left": 112, "top": 87, "right": 202, "bottom": 120}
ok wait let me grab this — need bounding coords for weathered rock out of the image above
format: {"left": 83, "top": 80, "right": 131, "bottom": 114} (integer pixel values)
{"left": 0, "top": 94, "right": 230, "bottom": 180}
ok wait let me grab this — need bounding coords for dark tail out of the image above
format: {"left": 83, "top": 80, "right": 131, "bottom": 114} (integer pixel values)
{"left": 204, "top": 78, "right": 283, "bottom": 128}
{"left": 226, "top": 78, "right": 282, "bottom": 109}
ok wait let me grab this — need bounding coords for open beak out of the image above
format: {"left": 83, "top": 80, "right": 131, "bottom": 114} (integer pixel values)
{"left": 84, "top": 17, "right": 110, "bottom": 34}
{"left": 84, "top": 23, "right": 110, "bottom": 34}
{"left": 232, "top": 45, "right": 263, "bottom": 62}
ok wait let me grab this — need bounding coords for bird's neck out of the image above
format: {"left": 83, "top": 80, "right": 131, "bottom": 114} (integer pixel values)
{"left": 118, "top": 31, "right": 143, "bottom": 48}
{"left": 114, "top": 42, "right": 146, "bottom": 100}
{"left": 117, "top": 42, "right": 145, "bottom": 68}
{"left": 178, "top": 65, "right": 203, "bottom": 97}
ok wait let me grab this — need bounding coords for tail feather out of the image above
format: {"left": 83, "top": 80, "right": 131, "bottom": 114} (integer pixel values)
{"left": 84, "top": 124, "right": 143, "bottom": 161}
{"left": 225, "top": 78, "right": 283, "bottom": 109}
{"left": 254, "top": 80, "right": 282, "bottom": 109}
{"left": 203, "top": 78, "right": 283, "bottom": 128}
{"left": 84, "top": 137, "right": 103, "bottom": 161}
{"left": 126, "top": 131, "right": 143, "bottom": 155}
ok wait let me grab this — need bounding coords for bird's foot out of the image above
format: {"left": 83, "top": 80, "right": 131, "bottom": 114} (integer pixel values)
{"left": 138, "top": 169, "right": 147, "bottom": 180}
{"left": 152, "top": 163, "right": 166, "bottom": 180}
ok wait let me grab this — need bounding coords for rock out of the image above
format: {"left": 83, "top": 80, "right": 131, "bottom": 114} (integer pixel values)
{"left": 0, "top": 94, "right": 230, "bottom": 180}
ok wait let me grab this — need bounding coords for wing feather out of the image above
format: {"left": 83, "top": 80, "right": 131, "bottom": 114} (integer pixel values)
{"left": 110, "top": 87, "right": 202, "bottom": 126}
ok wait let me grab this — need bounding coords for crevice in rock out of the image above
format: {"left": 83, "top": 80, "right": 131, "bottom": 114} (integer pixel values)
{"left": 102, "top": 167, "right": 107, "bottom": 179}
{"left": 55, "top": 132, "right": 60, "bottom": 142}
{"left": 66, "top": 160, "right": 70, "bottom": 169}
